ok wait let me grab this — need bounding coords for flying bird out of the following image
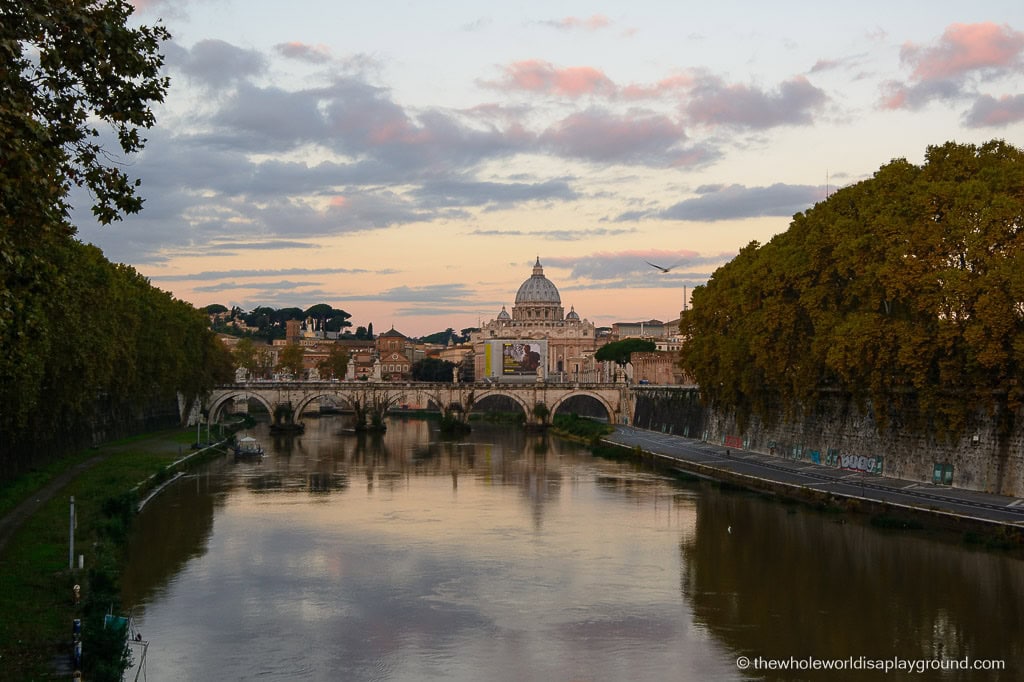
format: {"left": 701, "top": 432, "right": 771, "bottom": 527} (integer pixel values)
{"left": 645, "top": 259, "right": 684, "bottom": 273}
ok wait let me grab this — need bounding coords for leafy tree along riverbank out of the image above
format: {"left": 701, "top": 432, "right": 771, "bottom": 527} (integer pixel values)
{"left": 680, "top": 140, "right": 1024, "bottom": 441}
{"left": 1, "top": 1, "right": 234, "bottom": 482}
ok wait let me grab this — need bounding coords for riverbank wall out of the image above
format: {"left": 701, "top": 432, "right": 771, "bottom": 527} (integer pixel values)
{"left": 632, "top": 387, "right": 1024, "bottom": 498}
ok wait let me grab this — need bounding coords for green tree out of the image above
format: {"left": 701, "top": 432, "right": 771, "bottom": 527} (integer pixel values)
{"left": 595, "top": 339, "right": 656, "bottom": 366}
{"left": 318, "top": 345, "right": 350, "bottom": 379}
{"left": 233, "top": 338, "right": 257, "bottom": 375}
{"left": 276, "top": 343, "right": 305, "bottom": 378}
{"left": 420, "top": 328, "right": 456, "bottom": 344}
{"left": 411, "top": 357, "right": 457, "bottom": 382}
{"left": 1, "top": 0, "right": 170, "bottom": 232}
{"left": 1, "top": 0, "right": 173, "bottom": 485}
{"left": 254, "top": 346, "right": 276, "bottom": 379}
{"left": 681, "top": 139, "right": 1024, "bottom": 436}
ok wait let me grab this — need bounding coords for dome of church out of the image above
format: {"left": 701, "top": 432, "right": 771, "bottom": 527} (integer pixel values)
{"left": 566, "top": 306, "right": 579, "bottom": 320}
{"left": 497, "top": 306, "right": 511, "bottom": 320}
{"left": 515, "top": 257, "right": 561, "bottom": 305}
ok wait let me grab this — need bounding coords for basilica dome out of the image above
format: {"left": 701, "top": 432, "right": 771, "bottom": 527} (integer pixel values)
{"left": 515, "top": 257, "right": 561, "bottom": 305}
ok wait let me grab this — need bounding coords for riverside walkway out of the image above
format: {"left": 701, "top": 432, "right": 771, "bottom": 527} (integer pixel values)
{"left": 604, "top": 425, "right": 1024, "bottom": 530}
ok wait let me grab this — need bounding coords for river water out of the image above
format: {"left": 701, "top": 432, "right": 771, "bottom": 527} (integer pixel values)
{"left": 121, "top": 416, "right": 1023, "bottom": 681}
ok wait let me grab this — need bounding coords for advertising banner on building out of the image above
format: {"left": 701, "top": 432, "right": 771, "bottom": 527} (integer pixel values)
{"left": 502, "top": 342, "right": 543, "bottom": 375}
{"left": 483, "top": 340, "right": 547, "bottom": 381}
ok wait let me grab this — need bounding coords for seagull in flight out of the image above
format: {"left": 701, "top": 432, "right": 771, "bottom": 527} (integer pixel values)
{"left": 645, "top": 259, "right": 684, "bottom": 273}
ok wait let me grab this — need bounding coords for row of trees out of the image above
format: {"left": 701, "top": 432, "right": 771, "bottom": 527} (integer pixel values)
{"left": 209, "top": 305, "right": 479, "bottom": 347}
{"left": 1, "top": 1, "right": 234, "bottom": 484}
{"left": 680, "top": 140, "right": 1024, "bottom": 437}
{"left": 206, "top": 304, "right": 364, "bottom": 341}
{"left": 0, "top": 239, "right": 235, "bottom": 480}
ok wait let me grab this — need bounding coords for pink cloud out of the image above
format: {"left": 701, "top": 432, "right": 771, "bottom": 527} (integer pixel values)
{"left": 880, "top": 23, "right": 1024, "bottom": 111}
{"left": 901, "top": 22, "right": 1024, "bottom": 81}
{"left": 880, "top": 87, "right": 908, "bottom": 110}
{"left": 621, "top": 74, "right": 694, "bottom": 99}
{"left": 494, "top": 60, "right": 616, "bottom": 97}
{"left": 554, "top": 14, "right": 611, "bottom": 31}
{"left": 275, "top": 41, "right": 333, "bottom": 64}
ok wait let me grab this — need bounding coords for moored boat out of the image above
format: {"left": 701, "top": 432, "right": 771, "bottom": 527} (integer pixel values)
{"left": 232, "top": 436, "right": 265, "bottom": 458}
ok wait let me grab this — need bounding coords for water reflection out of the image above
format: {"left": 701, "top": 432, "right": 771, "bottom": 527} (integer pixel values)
{"left": 681, "top": 488, "right": 1024, "bottom": 680}
{"left": 122, "top": 416, "right": 1023, "bottom": 681}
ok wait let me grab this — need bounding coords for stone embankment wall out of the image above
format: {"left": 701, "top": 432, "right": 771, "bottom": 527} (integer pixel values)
{"left": 632, "top": 387, "right": 1024, "bottom": 498}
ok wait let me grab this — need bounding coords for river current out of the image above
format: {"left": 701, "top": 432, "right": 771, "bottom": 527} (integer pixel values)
{"left": 121, "top": 415, "right": 1023, "bottom": 681}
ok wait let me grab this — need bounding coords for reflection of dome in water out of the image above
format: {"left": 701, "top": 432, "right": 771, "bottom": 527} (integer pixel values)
{"left": 515, "top": 257, "right": 561, "bottom": 305}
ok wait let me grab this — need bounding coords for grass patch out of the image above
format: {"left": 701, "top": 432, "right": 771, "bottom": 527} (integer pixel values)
{"left": 550, "top": 414, "right": 614, "bottom": 444}
{"left": 0, "top": 428, "right": 199, "bottom": 679}
{"left": 0, "top": 450, "right": 97, "bottom": 519}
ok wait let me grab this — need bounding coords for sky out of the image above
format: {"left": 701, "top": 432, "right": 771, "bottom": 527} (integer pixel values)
{"left": 75, "top": 1, "right": 1024, "bottom": 337}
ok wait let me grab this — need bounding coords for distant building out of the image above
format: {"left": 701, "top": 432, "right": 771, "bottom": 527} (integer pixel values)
{"left": 471, "top": 258, "right": 600, "bottom": 381}
{"left": 629, "top": 351, "right": 689, "bottom": 385}
{"left": 376, "top": 327, "right": 412, "bottom": 380}
{"left": 610, "top": 319, "right": 667, "bottom": 341}
{"left": 285, "top": 319, "right": 301, "bottom": 344}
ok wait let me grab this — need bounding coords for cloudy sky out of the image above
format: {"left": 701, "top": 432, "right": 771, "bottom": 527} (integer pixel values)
{"left": 76, "top": 1, "right": 1024, "bottom": 336}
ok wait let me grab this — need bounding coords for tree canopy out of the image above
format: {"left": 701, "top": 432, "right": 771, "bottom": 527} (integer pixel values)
{"left": 411, "top": 357, "right": 457, "bottom": 382}
{"left": 595, "top": 338, "right": 657, "bottom": 366}
{"left": 1, "top": 0, "right": 170, "bottom": 234}
{"left": 305, "top": 303, "right": 352, "bottom": 332}
{"left": 318, "top": 345, "right": 350, "bottom": 380}
{"left": 680, "top": 140, "right": 1024, "bottom": 436}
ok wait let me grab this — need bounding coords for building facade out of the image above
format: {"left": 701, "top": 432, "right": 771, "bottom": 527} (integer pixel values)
{"left": 471, "top": 258, "right": 599, "bottom": 381}
{"left": 375, "top": 328, "right": 412, "bottom": 380}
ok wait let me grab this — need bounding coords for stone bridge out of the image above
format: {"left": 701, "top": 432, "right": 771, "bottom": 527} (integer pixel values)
{"left": 205, "top": 380, "right": 636, "bottom": 428}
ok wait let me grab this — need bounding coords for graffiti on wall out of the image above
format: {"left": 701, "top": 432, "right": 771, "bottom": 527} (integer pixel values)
{"left": 824, "top": 448, "right": 883, "bottom": 474}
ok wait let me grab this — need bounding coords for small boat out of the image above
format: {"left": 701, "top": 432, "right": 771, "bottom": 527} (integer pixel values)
{"left": 232, "top": 436, "right": 265, "bottom": 458}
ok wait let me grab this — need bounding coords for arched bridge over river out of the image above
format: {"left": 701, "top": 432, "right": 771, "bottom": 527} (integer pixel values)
{"left": 206, "top": 381, "right": 637, "bottom": 428}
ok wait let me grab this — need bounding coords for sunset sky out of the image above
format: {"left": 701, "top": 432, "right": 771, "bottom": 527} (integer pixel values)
{"left": 76, "top": 1, "right": 1024, "bottom": 336}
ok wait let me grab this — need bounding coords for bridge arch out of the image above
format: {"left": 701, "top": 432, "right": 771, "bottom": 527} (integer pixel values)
{"left": 293, "top": 391, "right": 351, "bottom": 418}
{"left": 208, "top": 390, "right": 275, "bottom": 421}
{"left": 469, "top": 389, "right": 533, "bottom": 420}
{"left": 550, "top": 391, "right": 616, "bottom": 422}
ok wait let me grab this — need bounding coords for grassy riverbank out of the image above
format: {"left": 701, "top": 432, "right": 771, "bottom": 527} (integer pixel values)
{"left": 549, "top": 414, "right": 615, "bottom": 444}
{"left": 0, "top": 428, "right": 222, "bottom": 680}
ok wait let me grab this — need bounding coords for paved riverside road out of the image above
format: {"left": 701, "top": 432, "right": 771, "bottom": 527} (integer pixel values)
{"left": 603, "top": 425, "right": 1024, "bottom": 529}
